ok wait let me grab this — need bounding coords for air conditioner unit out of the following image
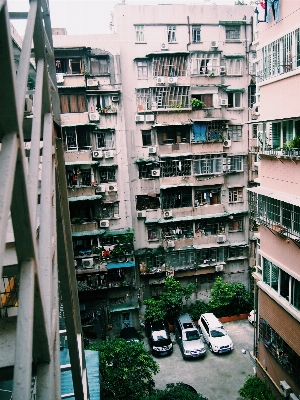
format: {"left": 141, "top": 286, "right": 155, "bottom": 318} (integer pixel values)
{"left": 104, "top": 150, "right": 114, "bottom": 158}
{"left": 146, "top": 114, "right": 155, "bottom": 122}
{"left": 217, "top": 234, "right": 226, "bottom": 243}
{"left": 254, "top": 265, "right": 262, "bottom": 274}
{"left": 107, "top": 183, "right": 118, "bottom": 192}
{"left": 135, "top": 114, "right": 145, "bottom": 122}
{"left": 167, "top": 240, "right": 175, "bottom": 248}
{"left": 280, "top": 381, "right": 292, "bottom": 398}
{"left": 56, "top": 73, "right": 64, "bottom": 83}
{"left": 215, "top": 265, "right": 224, "bottom": 272}
{"left": 156, "top": 76, "right": 165, "bottom": 85}
{"left": 161, "top": 43, "right": 168, "bottom": 50}
{"left": 137, "top": 210, "right": 147, "bottom": 218}
{"left": 220, "top": 98, "right": 228, "bottom": 106}
{"left": 148, "top": 146, "right": 157, "bottom": 155}
{"left": 163, "top": 210, "right": 172, "bottom": 218}
{"left": 111, "top": 96, "right": 119, "bottom": 102}
{"left": 89, "top": 112, "right": 100, "bottom": 122}
{"left": 82, "top": 258, "right": 94, "bottom": 269}
{"left": 223, "top": 140, "right": 232, "bottom": 148}
{"left": 211, "top": 40, "right": 218, "bottom": 48}
{"left": 95, "top": 184, "right": 106, "bottom": 193}
{"left": 24, "top": 98, "right": 33, "bottom": 113}
{"left": 92, "top": 150, "right": 103, "bottom": 159}
{"left": 99, "top": 220, "right": 109, "bottom": 228}
{"left": 289, "top": 393, "right": 298, "bottom": 400}
{"left": 220, "top": 66, "right": 226, "bottom": 74}
{"left": 151, "top": 169, "right": 160, "bottom": 177}
{"left": 168, "top": 77, "right": 178, "bottom": 85}
{"left": 87, "top": 78, "right": 98, "bottom": 87}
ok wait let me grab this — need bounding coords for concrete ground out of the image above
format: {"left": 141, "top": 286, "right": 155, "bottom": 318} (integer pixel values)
{"left": 141, "top": 319, "right": 255, "bottom": 400}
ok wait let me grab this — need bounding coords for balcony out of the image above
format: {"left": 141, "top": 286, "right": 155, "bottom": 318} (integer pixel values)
{"left": 71, "top": 221, "right": 99, "bottom": 233}
{"left": 68, "top": 186, "right": 96, "bottom": 198}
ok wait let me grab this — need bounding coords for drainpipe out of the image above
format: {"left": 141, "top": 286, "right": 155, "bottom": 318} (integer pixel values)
{"left": 187, "top": 16, "right": 191, "bottom": 51}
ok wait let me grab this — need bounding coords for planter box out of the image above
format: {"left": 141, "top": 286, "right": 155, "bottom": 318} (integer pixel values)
{"left": 219, "top": 313, "right": 248, "bottom": 323}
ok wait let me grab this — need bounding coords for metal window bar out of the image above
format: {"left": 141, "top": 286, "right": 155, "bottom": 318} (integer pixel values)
{"left": 191, "top": 53, "right": 219, "bottom": 75}
{"left": 152, "top": 55, "right": 187, "bottom": 77}
{"left": 160, "top": 157, "right": 191, "bottom": 177}
{"left": 0, "top": 1, "right": 88, "bottom": 398}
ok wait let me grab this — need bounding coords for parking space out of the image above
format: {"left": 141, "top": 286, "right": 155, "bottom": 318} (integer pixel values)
{"left": 141, "top": 319, "right": 255, "bottom": 400}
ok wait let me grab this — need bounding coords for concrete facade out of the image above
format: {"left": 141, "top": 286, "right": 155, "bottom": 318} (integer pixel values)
{"left": 249, "top": 1, "right": 300, "bottom": 398}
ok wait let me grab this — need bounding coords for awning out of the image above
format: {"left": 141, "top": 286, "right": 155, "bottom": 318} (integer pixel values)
{"left": 228, "top": 241, "right": 248, "bottom": 247}
{"left": 109, "top": 303, "right": 139, "bottom": 313}
{"left": 224, "top": 88, "right": 245, "bottom": 93}
{"left": 58, "top": 85, "right": 86, "bottom": 89}
{"left": 153, "top": 122, "right": 191, "bottom": 127}
{"left": 103, "top": 229, "right": 134, "bottom": 237}
{"left": 228, "top": 209, "right": 248, "bottom": 215}
{"left": 97, "top": 163, "right": 118, "bottom": 167}
{"left": 160, "top": 183, "right": 194, "bottom": 189}
{"left": 159, "top": 153, "right": 193, "bottom": 158}
{"left": 61, "top": 123, "right": 96, "bottom": 127}
{"left": 247, "top": 186, "right": 300, "bottom": 207}
{"left": 71, "top": 229, "right": 105, "bottom": 237}
{"left": 106, "top": 261, "right": 135, "bottom": 269}
{"left": 65, "top": 161, "right": 99, "bottom": 166}
{"left": 145, "top": 51, "right": 189, "bottom": 57}
{"left": 135, "top": 158, "right": 157, "bottom": 163}
{"left": 68, "top": 195, "right": 102, "bottom": 202}
{"left": 223, "top": 55, "right": 245, "bottom": 59}
{"left": 219, "top": 20, "right": 246, "bottom": 25}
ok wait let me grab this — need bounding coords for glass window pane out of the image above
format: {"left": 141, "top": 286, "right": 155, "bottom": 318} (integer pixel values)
{"left": 263, "top": 258, "right": 271, "bottom": 285}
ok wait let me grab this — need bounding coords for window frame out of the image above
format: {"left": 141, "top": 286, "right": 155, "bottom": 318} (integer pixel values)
{"left": 228, "top": 125, "right": 243, "bottom": 141}
{"left": 167, "top": 25, "right": 177, "bottom": 43}
{"left": 192, "top": 26, "right": 201, "bottom": 43}
{"left": 137, "top": 60, "right": 148, "bottom": 79}
{"left": 228, "top": 187, "right": 243, "bottom": 203}
{"left": 135, "top": 25, "right": 145, "bottom": 42}
{"left": 227, "top": 92, "right": 242, "bottom": 108}
{"left": 225, "top": 25, "right": 240, "bottom": 41}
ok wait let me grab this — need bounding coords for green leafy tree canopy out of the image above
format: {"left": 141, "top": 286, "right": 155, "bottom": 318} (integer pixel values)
{"left": 142, "top": 382, "right": 208, "bottom": 400}
{"left": 238, "top": 375, "right": 276, "bottom": 400}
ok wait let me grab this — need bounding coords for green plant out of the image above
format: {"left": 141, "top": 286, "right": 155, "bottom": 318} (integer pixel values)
{"left": 190, "top": 98, "right": 205, "bottom": 111}
{"left": 142, "top": 382, "right": 208, "bottom": 400}
{"left": 238, "top": 375, "right": 276, "bottom": 400}
{"left": 287, "top": 136, "right": 300, "bottom": 149}
{"left": 184, "top": 300, "right": 210, "bottom": 322}
{"left": 144, "top": 298, "right": 166, "bottom": 322}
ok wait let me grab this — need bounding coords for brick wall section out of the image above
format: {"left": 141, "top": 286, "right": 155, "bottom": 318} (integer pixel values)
{"left": 259, "top": 289, "right": 300, "bottom": 354}
{"left": 260, "top": 157, "right": 300, "bottom": 196}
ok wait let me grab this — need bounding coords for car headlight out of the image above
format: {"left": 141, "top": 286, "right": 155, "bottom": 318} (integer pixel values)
{"left": 184, "top": 349, "right": 190, "bottom": 354}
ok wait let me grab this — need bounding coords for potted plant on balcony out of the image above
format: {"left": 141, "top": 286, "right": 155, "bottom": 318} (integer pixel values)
{"left": 190, "top": 98, "right": 205, "bottom": 111}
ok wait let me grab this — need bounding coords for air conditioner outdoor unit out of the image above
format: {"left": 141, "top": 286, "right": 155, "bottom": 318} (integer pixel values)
{"left": 220, "top": 66, "right": 226, "bottom": 74}
{"left": 137, "top": 210, "right": 147, "bottom": 218}
{"left": 111, "top": 96, "right": 119, "bottom": 102}
{"left": 156, "top": 76, "right": 165, "bottom": 85}
{"left": 87, "top": 78, "right": 98, "bottom": 87}
{"left": 95, "top": 184, "right": 106, "bottom": 193}
{"left": 168, "top": 77, "right": 178, "bottom": 85}
{"left": 99, "top": 220, "right": 109, "bottom": 228}
{"left": 148, "top": 146, "right": 157, "bottom": 155}
{"left": 89, "top": 112, "right": 100, "bottom": 122}
{"left": 279, "top": 381, "right": 292, "bottom": 398}
{"left": 104, "top": 150, "right": 114, "bottom": 158}
{"left": 217, "top": 234, "right": 226, "bottom": 243}
{"left": 215, "top": 265, "right": 224, "bottom": 272}
{"left": 223, "top": 140, "right": 232, "bottom": 148}
{"left": 167, "top": 240, "right": 175, "bottom": 248}
{"left": 161, "top": 43, "right": 168, "bottom": 51}
{"left": 107, "top": 183, "right": 118, "bottom": 192}
{"left": 82, "top": 258, "right": 94, "bottom": 269}
{"left": 24, "top": 98, "right": 33, "bottom": 113}
{"left": 146, "top": 114, "right": 155, "bottom": 122}
{"left": 211, "top": 40, "right": 218, "bottom": 48}
{"left": 151, "top": 169, "right": 160, "bottom": 177}
{"left": 254, "top": 265, "right": 262, "bottom": 274}
{"left": 92, "top": 150, "right": 103, "bottom": 159}
{"left": 163, "top": 210, "right": 172, "bottom": 218}
{"left": 56, "top": 73, "right": 64, "bottom": 83}
{"left": 135, "top": 114, "right": 145, "bottom": 122}
{"left": 220, "top": 98, "right": 228, "bottom": 106}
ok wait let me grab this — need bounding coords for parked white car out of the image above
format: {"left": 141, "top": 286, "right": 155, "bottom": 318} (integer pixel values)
{"left": 198, "top": 313, "right": 233, "bottom": 354}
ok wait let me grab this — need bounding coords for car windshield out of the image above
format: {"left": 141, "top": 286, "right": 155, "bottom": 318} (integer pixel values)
{"left": 152, "top": 330, "right": 168, "bottom": 341}
{"left": 211, "top": 329, "right": 226, "bottom": 338}
{"left": 185, "top": 330, "right": 200, "bottom": 341}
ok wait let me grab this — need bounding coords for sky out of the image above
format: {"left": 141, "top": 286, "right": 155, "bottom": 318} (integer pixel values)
{"left": 7, "top": 0, "right": 255, "bottom": 36}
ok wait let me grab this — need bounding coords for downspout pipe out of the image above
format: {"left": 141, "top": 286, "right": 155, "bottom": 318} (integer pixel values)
{"left": 187, "top": 16, "right": 191, "bottom": 51}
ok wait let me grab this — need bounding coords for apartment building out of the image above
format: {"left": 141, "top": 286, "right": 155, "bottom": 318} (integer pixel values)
{"left": 114, "top": 3, "right": 254, "bottom": 301}
{"left": 248, "top": 1, "right": 300, "bottom": 398}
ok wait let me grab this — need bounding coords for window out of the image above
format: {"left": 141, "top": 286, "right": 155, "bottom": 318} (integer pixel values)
{"left": 228, "top": 247, "right": 246, "bottom": 258}
{"left": 228, "top": 156, "right": 243, "bottom": 172}
{"left": 228, "top": 125, "right": 242, "bottom": 141}
{"left": 160, "top": 157, "right": 192, "bottom": 177}
{"left": 152, "top": 55, "right": 187, "bottom": 77}
{"left": 135, "top": 25, "right": 145, "bottom": 42}
{"left": 225, "top": 58, "right": 243, "bottom": 75}
{"left": 193, "top": 154, "right": 223, "bottom": 175}
{"left": 138, "top": 162, "right": 158, "bottom": 179}
{"left": 192, "top": 121, "right": 225, "bottom": 143}
{"left": 94, "top": 94, "right": 112, "bottom": 111}
{"left": 167, "top": 25, "right": 176, "bottom": 43}
{"left": 60, "top": 94, "right": 86, "bottom": 113}
{"left": 191, "top": 94, "right": 213, "bottom": 108}
{"left": 63, "top": 126, "right": 90, "bottom": 151}
{"left": 194, "top": 188, "right": 221, "bottom": 206}
{"left": 148, "top": 227, "right": 158, "bottom": 241}
{"left": 95, "top": 130, "right": 115, "bottom": 149}
{"left": 225, "top": 25, "right": 240, "bottom": 40}
{"left": 162, "top": 222, "right": 193, "bottom": 240}
{"left": 229, "top": 188, "right": 243, "bottom": 202}
{"left": 196, "top": 220, "right": 225, "bottom": 237}
{"left": 228, "top": 219, "right": 243, "bottom": 231}
{"left": 98, "top": 166, "right": 116, "bottom": 183}
{"left": 136, "top": 195, "right": 160, "bottom": 211}
{"left": 141, "top": 130, "right": 152, "bottom": 146}
{"left": 55, "top": 58, "right": 82, "bottom": 74}
{"left": 90, "top": 57, "right": 109, "bottom": 74}
{"left": 100, "top": 203, "right": 119, "bottom": 219}
{"left": 228, "top": 92, "right": 242, "bottom": 108}
{"left": 137, "top": 61, "right": 148, "bottom": 79}
{"left": 192, "top": 26, "right": 201, "bottom": 43}
{"left": 157, "top": 126, "right": 190, "bottom": 145}
{"left": 161, "top": 187, "right": 192, "bottom": 209}
{"left": 191, "top": 53, "right": 220, "bottom": 76}
{"left": 153, "top": 86, "right": 190, "bottom": 109}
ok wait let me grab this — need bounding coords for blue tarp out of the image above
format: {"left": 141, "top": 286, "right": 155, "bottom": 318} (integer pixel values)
{"left": 192, "top": 122, "right": 207, "bottom": 142}
{"left": 106, "top": 261, "right": 135, "bottom": 269}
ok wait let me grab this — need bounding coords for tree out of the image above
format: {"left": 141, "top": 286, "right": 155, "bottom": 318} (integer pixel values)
{"left": 144, "top": 298, "right": 166, "bottom": 322}
{"left": 142, "top": 382, "right": 208, "bottom": 400}
{"left": 87, "top": 338, "right": 159, "bottom": 400}
{"left": 238, "top": 375, "right": 276, "bottom": 400}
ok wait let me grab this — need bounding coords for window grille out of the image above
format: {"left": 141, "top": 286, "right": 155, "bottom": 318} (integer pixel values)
{"left": 225, "top": 25, "right": 240, "bottom": 40}
{"left": 98, "top": 167, "right": 116, "bottom": 183}
{"left": 193, "top": 154, "right": 223, "bottom": 175}
{"left": 167, "top": 25, "right": 177, "bottom": 43}
{"left": 90, "top": 57, "right": 109, "bottom": 74}
{"left": 228, "top": 125, "right": 242, "bottom": 141}
{"left": 229, "top": 187, "right": 243, "bottom": 202}
{"left": 191, "top": 53, "right": 220, "bottom": 75}
{"left": 160, "top": 157, "right": 191, "bottom": 177}
{"left": 95, "top": 130, "right": 115, "bottom": 149}
{"left": 160, "top": 187, "right": 192, "bottom": 209}
{"left": 152, "top": 55, "right": 187, "bottom": 76}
